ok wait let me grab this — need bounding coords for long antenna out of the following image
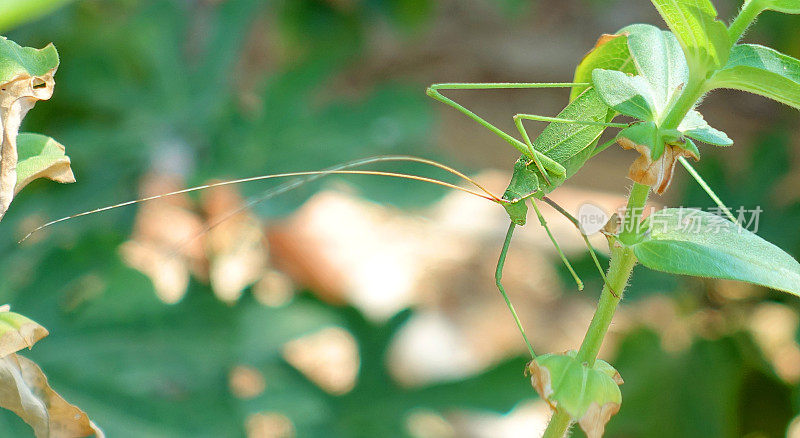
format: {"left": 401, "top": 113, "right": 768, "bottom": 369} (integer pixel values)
{"left": 19, "top": 155, "right": 501, "bottom": 243}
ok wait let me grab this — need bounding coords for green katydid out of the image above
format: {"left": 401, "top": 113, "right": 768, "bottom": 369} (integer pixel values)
{"left": 426, "top": 82, "right": 632, "bottom": 355}
{"left": 424, "top": 23, "right": 746, "bottom": 356}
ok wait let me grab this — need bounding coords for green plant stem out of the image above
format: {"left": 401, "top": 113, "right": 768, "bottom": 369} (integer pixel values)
{"left": 541, "top": 183, "right": 650, "bottom": 438}
{"left": 543, "top": 26, "right": 711, "bottom": 433}
{"left": 659, "top": 77, "right": 705, "bottom": 130}
{"left": 728, "top": 0, "right": 764, "bottom": 44}
{"left": 543, "top": 409, "right": 572, "bottom": 438}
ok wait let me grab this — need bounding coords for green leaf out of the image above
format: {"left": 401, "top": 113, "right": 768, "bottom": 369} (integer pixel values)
{"left": 571, "top": 32, "right": 636, "bottom": 101}
{"left": 15, "top": 133, "right": 75, "bottom": 195}
{"left": 755, "top": 0, "right": 800, "bottom": 13}
{"left": 592, "top": 69, "right": 657, "bottom": 121}
{"left": 528, "top": 351, "right": 623, "bottom": 438}
{"left": 0, "top": 37, "right": 59, "bottom": 85}
{"left": 619, "top": 122, "right": 659, "bottom": 151}
{"left": 706, "top": 44, "right": 800, "bottom": 109}
{"left": 649, "top": 0, "right": 730, "bottom": 74}
{"left": 624, "top": 24, "right": 689, "bottom": 115}
{"left": 633, "top": 208, "right": 800, "bottom": 295}
{"left": 683, "top": 137, "right": 700, "bottom": 157}
{"left": 678, "top": 110, "right": 733, "bottom": 146}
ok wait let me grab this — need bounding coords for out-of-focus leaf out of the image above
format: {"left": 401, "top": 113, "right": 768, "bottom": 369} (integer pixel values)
{"left": 633, "top": 208, "right": 800, "bottom": 295}
{"left": 0, "top": 306, "right": 48, "bottom": 358}
{"left": 243, "top": 306, "right": 535, "bottom": 436}
{"left": 15, "top": 133, "right": 75, "bottom": 195}
{"left": 0, "top": 0, "right": 74, "bottom": 32}
{"left": 385, "top": 0, "right": 434, "bottom": 30}
{"left": 0, "top": 353, "right": 102, "bottom": 438}
{"left": 706, "top": 44, "right": 800, "bottom": 109}
{"left": 0, "top": 230, "right": 536, "bottom": 436}
{"left": 0, "top": 227, "right": 341, "bottom": 437}
{"left": 608, "top": 329, "right": 793, "bottom": 437}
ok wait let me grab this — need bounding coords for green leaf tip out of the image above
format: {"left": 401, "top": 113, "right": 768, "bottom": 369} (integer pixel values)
{"left": 0, "top": 36, "right": 58, "bottom": 86}
{"left": 528, "top": 350, "right": 623, "bottom": 438}
{"left": 633, "top": 208, "right": 800, "bottom": 295}
{"left": 678, "top": 110, "right": 732, "bottom": 146}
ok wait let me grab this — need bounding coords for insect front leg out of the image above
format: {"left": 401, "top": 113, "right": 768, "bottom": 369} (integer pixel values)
{"left": 530, "top": 199, "right": 584, "bottom": 291}
{"left": 425, "top": 82, "right": 588, "bottom": 164}
{"left": 513, "top": 113, "right": 628, "bottom": 183}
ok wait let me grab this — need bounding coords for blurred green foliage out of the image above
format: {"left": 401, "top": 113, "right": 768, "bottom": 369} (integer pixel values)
{"left": 0, "top": 0, "right": 799, "bottom": 436}
{"left": 0, "top": 0, "right": 74, "bottom": 33}
{"left": 0, "top": 230, "right": 532, "bottom": 436}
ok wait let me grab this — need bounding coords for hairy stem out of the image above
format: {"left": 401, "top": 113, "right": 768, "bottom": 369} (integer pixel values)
{"left": 659, "top": 77, "right": 705, "bottom": 130}
{"left": 728, "top": 0, "right": 764, "bottom": 44}
{"left": 541, "top": 183, "right": 650, "bottom": 438}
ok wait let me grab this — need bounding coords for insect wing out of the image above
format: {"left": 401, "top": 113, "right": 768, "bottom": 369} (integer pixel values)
{"left": 532, "top": 87, "right": 612, "bottom": 189}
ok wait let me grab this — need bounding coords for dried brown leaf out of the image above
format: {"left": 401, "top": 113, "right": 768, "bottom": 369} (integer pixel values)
{"left": 579, "top": 402, "right": 620, "bottom": 438}
{"left": 0, "top": 69, "right": 56, "bottom": 220}
{"left": 0, "top": 305, "right": 49, "bottom": 358}
{"left": 119, "top": 174, "right": 207, "bottom": 303}
{"left": 618, "top": 138, "right": 698, "bottom": 194}
{"left": 202, "top": 185, "right": 268, "bottom": 302}
{"left": 526, "top": 359, "right": 555, "bottom": 410}
{"left": 0, "top": 353, "right": 103, "bottom": 438}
